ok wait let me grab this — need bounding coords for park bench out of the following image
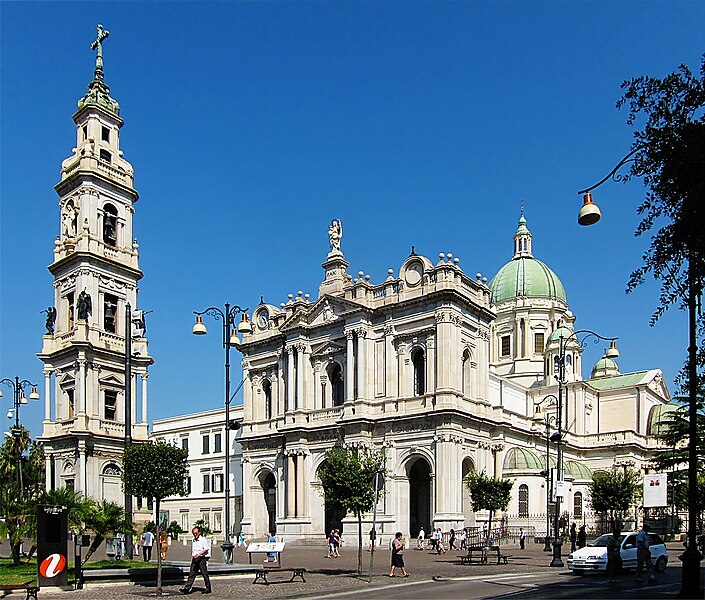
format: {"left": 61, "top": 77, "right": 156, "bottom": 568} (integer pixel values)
{"left": 252, "top": 567, "right": 307, "bottom": 585}
{"left": 0, "top": 583, "right": 40, "bottom": 600}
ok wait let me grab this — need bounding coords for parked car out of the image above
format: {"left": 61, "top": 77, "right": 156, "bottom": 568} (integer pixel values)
{"left": 567, "top": 531, "right": 668, "bottom": 575}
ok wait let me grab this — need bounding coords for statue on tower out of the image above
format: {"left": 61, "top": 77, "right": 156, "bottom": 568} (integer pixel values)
{"left": 42, "top": 307, "right": 57, "bottom": 334}
{"left": 328, "top": 219, "right": 343, "bottom": 255}
{"left": 76, "top": 290, "right": 92, "bottom": 321}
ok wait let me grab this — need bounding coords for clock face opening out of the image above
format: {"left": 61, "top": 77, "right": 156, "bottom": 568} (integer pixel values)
{"left": 258, "top": 310, "right": 269, "bottom": 328}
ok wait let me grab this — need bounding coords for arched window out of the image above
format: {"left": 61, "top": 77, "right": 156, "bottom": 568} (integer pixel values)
{"left": 328, "top": 363, "right": 344, "bottom": 407}
{"left": 573, "top": 491, "right": 583, "bottom": 518}
{"left": 462, "top": 349, "right": 471, "bottom": 397}
{"left": 103, "top": 204, "right": 118, "bottom": 246}
{"left": 518, "top": 484, "right": 529, "bottom": 517}
{"left": 262, "top": 379, "right": 272, "bottom": 420}
{"left": 412, "top": 348, "right": 425, "bottom": 396}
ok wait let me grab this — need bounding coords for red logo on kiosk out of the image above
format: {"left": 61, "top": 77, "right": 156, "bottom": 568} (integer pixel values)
{"left": 39, "top": 553, "right": 67, "bottom": 578}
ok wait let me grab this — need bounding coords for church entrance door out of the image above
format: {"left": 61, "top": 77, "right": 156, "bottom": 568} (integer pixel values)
{"left": 409, "top": 458, "right": 431, "bottom": 538}
{"left": 262, "top": 473, "right": 277, "bottom": 535}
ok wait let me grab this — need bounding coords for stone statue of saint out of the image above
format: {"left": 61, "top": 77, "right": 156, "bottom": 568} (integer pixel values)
{"left": 76, "top": 290, "right": 92, "bottom": 321}
{"left": 328, "top": 219, "right": 343, "bottom": 254}
{"left": 62, "top": 203, "right": 77, "bottom": 238}
{"left": 43, "top": 307, "right": 57, "bottom": 334}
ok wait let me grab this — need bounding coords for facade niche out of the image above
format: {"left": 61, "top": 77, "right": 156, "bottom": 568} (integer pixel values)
{"left": 103, "top": 204, "right": 118, "bottom": 246}
{"left": 412, "top": 348, "right": 425, "bottom": 396}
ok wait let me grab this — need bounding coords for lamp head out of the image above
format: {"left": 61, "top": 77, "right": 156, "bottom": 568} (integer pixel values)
{"left": 29, "top": 385, "right": 39, "bottom": 401}
{"left": 6, "top": 410, "right": 13, "bottom": 420}
{"left": 19, "top": 393, "right": 28, "bottom": 405}
{"left": 229, "top": 329, "right": 240, "bottom": 346}
{"left": 578, "top": 192, "right": 601, "bottom": 226}
{"left": 550, "top": 431, "right": 562, "bottom": 443}
{"left": 237, "top": 313, "right": 252, "bottom": 335}
{"left": 0, "top": 389, "right": 3, "bottom": 398}
{"left": 192, "top": 315, "right": 207, "bottom": 335}
{"left": 605, "top": 339, "right": 619, "bottom": 359}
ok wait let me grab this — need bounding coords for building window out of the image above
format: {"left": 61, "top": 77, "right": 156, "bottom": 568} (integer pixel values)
{"left": 101, "top": 126, "right": 110, "bottom": 142}
{"left": 180, "top": 511, "right": 189, "bottom": 532}
{"left": 66, "top": 389, "right": 75, "bottom": 419}
{"left": 412, "top": 348, "right": 425, "bottom": 396}
{"left": 104, "top": 294, "right": 118, "bottom": 333}
{"left": 100, "top": 149, "right": 112, "bottom": 162}
{"left": 573, "top": 491, "right": 583, "bottom": 518}
{"left": 103, "top": 204, "right": 117, "bottom": 246}
{"left": 67, "top": 292, "right": 75, "bottom": 330}
{"left": 212, "top": 512, "right": 222, "bottom": 533}
{"left": 214, "top": 433, "right": 222, "bottom": 453}
{"left": 201, "top": 512, "right": 210, "bottom": 528}
{"left": 462, "top": 350, "right": 471, "bottom": 396}
{"left": 202, "top": 474, "right": 210, "bottom": 493}
{"left": 82, "top": 124, "right": 88, "bottom": 140}
{"left": 263, "top": 379, "right": 273, "bottom": 419}
{"left": 186, "top": 477, "right": 191, "bottom": 494}
{"left": 212, "top": 473, "right": 224, "bottom": 493}
{"left": 104, "top": 389, "right": 117, "bottom": 421}
{"left": 328, "top": 364, "right": 344, "bottom": 407}
{"left": 65, "top": 479, "right": 75, "bottom": 491}
{"left": 181, "top": 437, "right": 189, "bottom": 453}
{"left": 534, "top": 333, "right": 545, "bottom": 354}
{"left": 518, "top": 484, "right": 529, "bottom": 517}
{"left": 501, "top": 335, "right": 511, "bottom": 357}
{"left": 202, "top": 435, "right": 210, "bottom": 454}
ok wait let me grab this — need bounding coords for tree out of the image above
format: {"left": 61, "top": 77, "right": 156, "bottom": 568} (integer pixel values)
{"left": 465, "top": 471, "right": 513, "bottom": 537}
{"left": 123, "top": 441, "right": 189, "bottom": 596}
{"left": 318, "top": 443, "right": 386, "bottom": 576}
{"left": 166, "top": 520, "right": 184, "bottom": 540}
{"left": 82, "top": 500, "right": 132, "bottom": 564}
{"left": 192, "top": 518, "right": 212, "bottom": 537}
{"left": 588, "top": 468, "right": 640, "bottom": 532}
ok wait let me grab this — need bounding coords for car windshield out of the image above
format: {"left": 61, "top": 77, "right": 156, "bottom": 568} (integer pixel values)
{"left": 591, "top": 534, "right": 625, "bottom": 547}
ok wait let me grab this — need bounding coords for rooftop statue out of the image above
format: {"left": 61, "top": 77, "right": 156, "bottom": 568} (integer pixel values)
{"left": 328, "top": 219, "right": 343, "bottom": 255}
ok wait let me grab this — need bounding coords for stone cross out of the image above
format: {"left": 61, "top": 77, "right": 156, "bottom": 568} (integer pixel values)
{"left": 90, "top": 24, "right": 110, "bottom": 80}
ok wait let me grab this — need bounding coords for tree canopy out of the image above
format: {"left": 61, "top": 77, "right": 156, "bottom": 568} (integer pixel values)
{"left": 588, "top": 468, "right": 640, "bottom": 531}
{"left": 465, "top": 470, "right": 513, "bottom": 532}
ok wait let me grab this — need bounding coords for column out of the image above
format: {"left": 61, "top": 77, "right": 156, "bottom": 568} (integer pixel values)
{"left": 77, "top": 442, "right": 87, "bottom": 496}
{"left": 286, "top": 348, "right": 295, "bottom": 412}
{"left": 141, "top": 372, "right": 148, "bottom": 424}
{"left": 295, "top": 346, "right": 305, "bottom": 411}
{"left": 277, "top": 352, "right": 285, "bottom": 415}
{"left": 286, "top": 454, "right": 296, "bottom": 517}
{"left": 346, "top": 331, "right": 354, "bottom": 401}
{"left": 426, "top": 334, "right": 436, "bottom": 393}
{"left": 45, "top": 456, "right": 52, "bottom": 491}
{"left": 295, "top": 454, "right": 304, "bottom": 517}
{"left": 356, "top": 330, "right": 366, "bottom": 400}
{"left": 77, "top": 359, "right": 87, "bottom": 415}
{"left": 44, "top": 369, "right": 52, "bottom": 422}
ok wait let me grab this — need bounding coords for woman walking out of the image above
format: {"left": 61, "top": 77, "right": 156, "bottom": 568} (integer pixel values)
{"left": 607, "top": 527, "right": 623, "bottom": 584}
{"left": 389, "top": 532, "right": 409, "bottom": 578}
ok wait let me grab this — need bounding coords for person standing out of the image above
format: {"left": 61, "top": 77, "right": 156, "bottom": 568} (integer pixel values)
{"left": 416, "top": 527, "right": 425, "bottom": 550}
{"left": 606, "top": 527, "right": 623, "bottom": 584}
{"left": 266, "top": 532, "right": 277, "bottom": 563}
{"left": 570, "top": 523, "right": 577, "bottom": 552}
{"left": 519, "top": 527, "right": 526, "bottom": 550}
{"left": 159, "top": 530, "right": 168, "bottom": 560}
{"left": 389, "top": 532, "right": 409, "bottom": 578}
{"left": 449, "top": 529, "right": 457, "bottom": 551}
{"left": 459, "top": 528, "right": 468, "bottom": 550}
{"left": 577, "top": 525, "right": 587, "bottom": 549}
{"left": 180, "top": 526, "right": 211, "bottom": 595}
{"left": 141, "top": 529, "right": 154, "bottom": 562}
{"left": 635, "top": 523, "right": 656, "bottom": 583}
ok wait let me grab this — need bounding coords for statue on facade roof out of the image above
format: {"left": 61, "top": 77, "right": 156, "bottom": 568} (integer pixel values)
{"left": 328, "top": 219, "right": 343, "bottom": 255}
{"left": 77, "top": 289, "right": 92, "bottom": 321}
{"left": 42, "top": 307, "right": 57, "bottom": 334}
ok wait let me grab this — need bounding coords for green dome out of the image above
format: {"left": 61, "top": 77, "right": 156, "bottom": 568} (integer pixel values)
{"left": 503, "top": 447, "right": 543, "bottom": 471}
{"left": 547, "top": 326, "right": 575, "bottom": 344}
{"left": 591, "top": 356, "right": 620, "bottom": 379}
{"left": 489, "top": 258, "right": 567, "bottom": 304}
{"left": 647, "top": 404, "right": 680, "bottom": 436}
{"left": 565, "top": 461, "right": 592, "bottom": 480}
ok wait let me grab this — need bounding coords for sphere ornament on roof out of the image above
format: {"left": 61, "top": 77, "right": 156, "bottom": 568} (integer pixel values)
{"left": 489, "top": 212, "right": 567, "bottom": 304}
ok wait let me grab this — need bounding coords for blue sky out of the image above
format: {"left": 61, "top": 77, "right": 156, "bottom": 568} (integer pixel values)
{"left": 1, "top": 1, "right": 703, "bottom": 438}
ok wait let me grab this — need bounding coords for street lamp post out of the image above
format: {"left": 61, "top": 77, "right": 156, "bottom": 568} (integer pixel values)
{"left": 0, "top": 377, "right": 40, "bottom": 496}
{"left": 532, "top": 395, "right": 557, "bottom": 552}
{"left": 577, "top": 155, "right": 703, "bottom": 596}
{"left": 550, "top": 329, "right": 619, "bottom": 567}
{"left": 192, "top": 304, "right": 251, "bottom": 564}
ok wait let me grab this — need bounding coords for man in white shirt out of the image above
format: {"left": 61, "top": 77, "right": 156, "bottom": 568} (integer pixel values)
{"left": 417, "top": 528, "right": 425, "bottom": 550}
{"left": 140, "top": 530, "right": 154, "bottom": 562}
{"left": 180, "top": 527, "right": 211, "bottom": 595}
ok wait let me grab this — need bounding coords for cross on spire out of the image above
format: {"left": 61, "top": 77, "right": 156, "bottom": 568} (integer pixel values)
{"left": 90, "top": 24, "right": 110, "bottom": 81}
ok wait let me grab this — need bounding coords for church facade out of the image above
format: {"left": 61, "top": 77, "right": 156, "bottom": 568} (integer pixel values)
{"left": 236, "top": 217, "right": 671, "bottom": 543}
{"left": 37, "top": 26, "right": 153, "bottom": 503}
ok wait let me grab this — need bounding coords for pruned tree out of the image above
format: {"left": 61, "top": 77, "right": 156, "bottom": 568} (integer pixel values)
{"left": 318, "top": 443, "right": 386, "bottom": 576}
{"left": 588, "top": 468, "right": 640, "bottom": 532}
{"left": 123, "top": 441, "right": 189, "bottom": 596}
{"left": 465, "top": 471, "right": 513, "bottom": 539}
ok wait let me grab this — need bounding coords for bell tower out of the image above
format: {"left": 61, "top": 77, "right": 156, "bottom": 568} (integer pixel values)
{"left": 37, "top": 25, "right": 153, "bottom": 502}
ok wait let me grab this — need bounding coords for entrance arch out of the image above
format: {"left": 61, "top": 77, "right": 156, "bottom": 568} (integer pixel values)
{"left": 260, "top": 472, "right": 277, "bottom": 535}
{"left": 408, "top": 457, "right": 432, "bottom": 538}
{"left": 461, "top": 457, "right": 476, "bottom": 526}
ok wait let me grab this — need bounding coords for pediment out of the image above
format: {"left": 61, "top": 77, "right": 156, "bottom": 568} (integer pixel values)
{"left": 98, "top": 374, "right": 124, "bottom": 387}
{"left": 310, "top": 340, "right": 346, "bottom": 358}
{"left": 307, "top": 296, "right": 363, "bottom": 327}
{"left": 646, "top": 370, "right": 671, "bottom": 401}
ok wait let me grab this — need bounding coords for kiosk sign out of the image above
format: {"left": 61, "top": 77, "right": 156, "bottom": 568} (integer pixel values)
{"left": 37, "top": 505, "right": 68, "bottom": 586}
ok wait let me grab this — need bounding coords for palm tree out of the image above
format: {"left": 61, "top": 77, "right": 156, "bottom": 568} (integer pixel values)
{"left": 0, "top": 483, "right": 31, "bottom": 566}
{"left": 82, "top": 500, "right": 132, "bottom": 565}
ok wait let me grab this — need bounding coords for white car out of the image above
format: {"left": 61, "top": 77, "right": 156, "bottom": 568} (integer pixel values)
{"left": 567, "top": 531, "right": 669, "bottom": 574}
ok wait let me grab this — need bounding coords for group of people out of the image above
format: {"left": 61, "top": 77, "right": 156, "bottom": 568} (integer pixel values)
{"left": 416, "top": 527, "right": 474, "bottom": 553}
{"left": 569, "top": 523, "right": 588, "bottom": 551}
{"left": 325, "top": 528, "right": 344, "bottom": 558}
{"left": 607, "top": 523, "right": 656, "bottom": 585}
{"left": 138, "top": 529, "right": 169, "bottom": 561}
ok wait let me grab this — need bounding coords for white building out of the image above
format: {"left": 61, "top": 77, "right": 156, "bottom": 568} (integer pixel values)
{"left": 151, "top": 407, "right": 244, "bottom": 539}
{"left": 231, "top": 216, "right": 670, "bottom": 543}
{"left": 37, "top": 27, "right": 153, "bottom": 504}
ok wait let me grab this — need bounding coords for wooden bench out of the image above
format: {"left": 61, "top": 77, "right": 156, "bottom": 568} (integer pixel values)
{"left": 252, "top": 567, "right": 307, "bottom": 585}
{"left": 0, "top": 584, "right": 40, "bottom": 600}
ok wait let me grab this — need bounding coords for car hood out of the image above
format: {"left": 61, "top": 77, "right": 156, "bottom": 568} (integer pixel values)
{"left": 570, "top": 547, "right": 607, "bottom": 559}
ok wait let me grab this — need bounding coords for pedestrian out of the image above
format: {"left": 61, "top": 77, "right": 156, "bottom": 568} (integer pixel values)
{"left": 238, "top": 532, "right": 245, "bottom": 548}
{"left": 449, "top": 529, "right": 457, "bottom": 551}
{"left": 606, "top": 527, "right": 623, "bottom": 584}
{"left": 388, "top": 531, "right": 409, "bottom": 578}
{"left": 570, "top": 523, "right": 577, "bottom": 552}
{"left": 519, "top": 527, "right": 526, "bottom": 550}
{"left": 180, "top": 526, "right": 211, "bottom": 595}
{"left": 577, "top": 525, "right": 587, "bottom": 549}
{"left": 334, "top": 529, "right": 343, "bottom": 556}
{"left": 326, "top": 529, "right": 337, "bottom": 558}
{"left": 635, "top": 523, "right": 656, "bottom": 584}
{"left": 416, "top": 527, "right": 425, "bottom": 550}
{"left": 159, "top": 530, "right": 168, "bottom": 560}
{"left": 266, "top": 532, "right": 277, "bottom": 563}
{"left": 140, "top": 529, "right": 154, "bottom": 562}
{"left": 459, "top": 528, "right": 468, "bottom": 550}
{"left": 433, "top": 527, "right": 442, "bottom": 551}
